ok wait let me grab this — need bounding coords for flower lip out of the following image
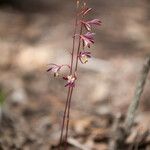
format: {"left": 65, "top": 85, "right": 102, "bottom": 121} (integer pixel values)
{"left": 63, "top": 75, "right": 76, "bottom": 87}
{"left": 79, "top": 51, "right": 91, "bottom": 64}
{"left": 79, "top": 51, "right": 91, "bottom": 57}
{"left": 47, "top": 64, "right": 70, "bottom": 77}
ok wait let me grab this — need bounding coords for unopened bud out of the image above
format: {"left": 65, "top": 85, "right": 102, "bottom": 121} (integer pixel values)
{"left": 77, "top": 0, "right": 79, "bottom": 8}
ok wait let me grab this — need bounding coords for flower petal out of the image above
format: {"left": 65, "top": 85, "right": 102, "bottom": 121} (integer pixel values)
{"left": 80, "top": 32, "right": 95, "bottom": 48}
{"left": 82, "top": 7, "right": 92, "bottom": 15}
{"left": 87, "top": 19, "right": 102, "bottom": 26}
{"left": 79, "top": 51, "right": 91, "bottom": 64}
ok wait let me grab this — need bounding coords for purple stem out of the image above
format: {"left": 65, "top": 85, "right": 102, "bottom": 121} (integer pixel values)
{"left": 64, "top": 87, "right": 74, "bottom": 150}
{"left": 59, "top": 87, "right": 71, "bottom": 150}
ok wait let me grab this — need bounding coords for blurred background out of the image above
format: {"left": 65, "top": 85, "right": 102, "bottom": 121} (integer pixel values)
{"left": 0, "top": 0, "right": 149, "bottom": 149}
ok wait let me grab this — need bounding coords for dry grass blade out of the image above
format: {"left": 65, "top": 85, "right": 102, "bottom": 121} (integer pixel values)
{"left": 68, "top": 138, "right": 90, "bottom": 150}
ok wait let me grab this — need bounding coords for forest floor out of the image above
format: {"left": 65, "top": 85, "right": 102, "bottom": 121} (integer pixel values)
{"left": 0, "top": 0, "right": 150, "bottom": 149}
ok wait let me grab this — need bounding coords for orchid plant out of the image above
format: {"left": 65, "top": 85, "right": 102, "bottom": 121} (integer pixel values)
{"left": 47, "top": 0, "right": 101, "bottom": 149}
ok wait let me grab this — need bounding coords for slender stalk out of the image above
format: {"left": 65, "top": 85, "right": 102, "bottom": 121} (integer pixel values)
{"left": 64, "top": 87, "right": 74, "bottom": 150}
{"left": 59, "top": 87, "right": 71, "bottom": 149}
{"left": 75, "top": 24, "right": 83, "bottom": 72}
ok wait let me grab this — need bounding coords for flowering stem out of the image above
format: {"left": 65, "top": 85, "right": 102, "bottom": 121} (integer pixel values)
{"left": 63, "top": 3, "right": 86, "bottom": 150}
{"left": 63, "top": 14, "right": 84, "bottom": 150}
{"left": 59, "top": 1, "right": 79, "bottom": 149}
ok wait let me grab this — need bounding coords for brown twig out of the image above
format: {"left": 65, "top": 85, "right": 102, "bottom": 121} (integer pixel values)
{"left": 125, "top": 55, "right": 150, "bottom": 133}
{"left": 109, "top": 55, "right": 150, "bottom": 150}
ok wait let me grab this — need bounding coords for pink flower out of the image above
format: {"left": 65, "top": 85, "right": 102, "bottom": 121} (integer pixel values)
{"left": 78, "top": 51, "right": 91, "bottom": 64}
{"left": 81, "top": 19, "right": 101, "bottom": 31}
{"left": 80, "top": 32, "right": 95, "bottom": 48}
{"left": 47, "top": 64, "right": 70, "bottom": 77}
{"left": 63, "top": 75, "right": 76, "bottom": 87}
{"left": 79, "top": 7, "right": 92, "bottom": 16}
